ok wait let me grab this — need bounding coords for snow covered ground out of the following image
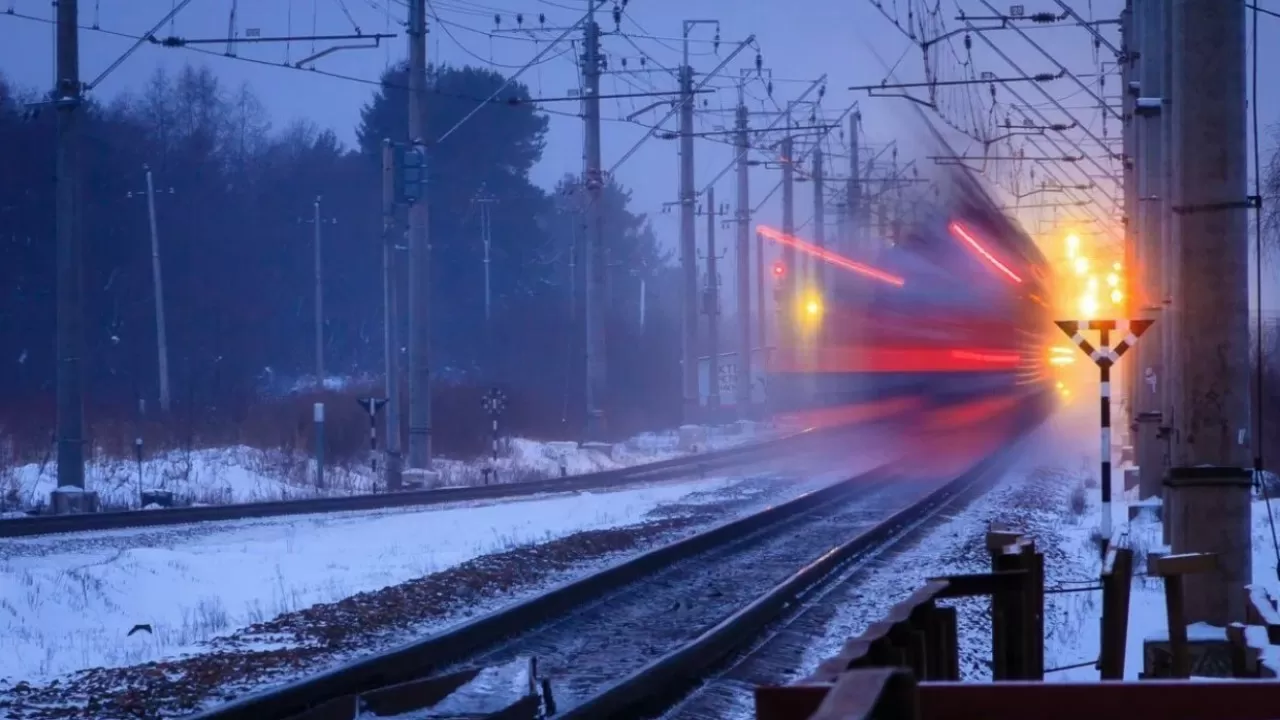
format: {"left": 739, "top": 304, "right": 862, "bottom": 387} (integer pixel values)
{"left": 1046, "top": 475, "right": 1280, "bottom": 681}
{"left": 0, "top": 474, "right": 751, "bottom": 681}
{"left": 0, "top": 425, "right": 886, "bottom": 686}
{"left": 0, "top": 420, "right": 779, "bottom": 513}
{"left": 795, "top": 401, "right": 1280, "bottom": 682}
{"left": 798, "top": 404, "right": 1104, "bottom": 678}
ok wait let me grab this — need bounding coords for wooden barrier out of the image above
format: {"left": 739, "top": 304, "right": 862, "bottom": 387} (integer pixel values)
{"left": 756, "top": 528, "right": 1280, "bottom": 719}
{"left": 1098, "top": 539, "right": 1134, "bottom": 679}
{"left": 760, "top": 670, "right": 1280, "bottom": 720}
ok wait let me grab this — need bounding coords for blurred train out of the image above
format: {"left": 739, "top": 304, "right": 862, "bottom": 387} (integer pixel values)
{"left": 765, "top": 168, "right": 1056, "bottom": 417}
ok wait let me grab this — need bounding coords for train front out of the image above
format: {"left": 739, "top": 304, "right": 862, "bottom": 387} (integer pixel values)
{"left": 763, "top": 192, "right": 1055, "bottom": 420}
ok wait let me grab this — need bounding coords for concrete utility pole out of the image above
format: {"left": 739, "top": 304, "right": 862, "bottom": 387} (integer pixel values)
{"left": 812, "top": 146, "right": 826, "bottom": 294}
{"left": 1134, "top": 0, "right": 1168, "bottom": 499}
{"left": 781, "top": 134, "right": 796, "bottom": 294}
{"left": 1162, "top": 0, "right": 1180, "bottom": 453}
{"left": 305, "top": 196, "right": 338, "bottom": 383}
{"left": 128, "top": 166, "right": 174, "bottom": 413}
{"left": 381, "top": 140, "right": 402, "bottom": 490}
{"left": 143, "top": 167, "right": 172, "bottom": 412}
{"left": 582, "top": 8, "right": 608, "bottom": 439}
{"left": 1165, "top": 0, "right": 1252, "bottom": 626}
{"left": 734, "top": 99, "right": 752, "bottom": 413}
{"left": 848, "top": 111, "right": 862, "bottom": 255}
{"left": 679, "top": 60, "right": 699, "bottom": 422}
{"left": 472, "top": 185, "right": 498, "bottom": 353}
{"left": 54, "top": 0, "right": 85, "bottom": 493}
{"left": 406, "top": 0, "right": 433, "bottom": 473}
{"left": 705, "top": 186, "right": 721, "bottom": 414}
{"left": 1120, "top": 0, "right": 1139, "bottom": 457}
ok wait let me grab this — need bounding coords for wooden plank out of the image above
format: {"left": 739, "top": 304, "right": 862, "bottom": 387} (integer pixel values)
{"left": 1246, "top": 585, "right": 1280, "bottom": 644}
{"left": 809, "top": 668, "right": 919, "bottom": 720}
{"left": 928, "top": 570, "right": 1023, "bottom": 599}
{"left": 1150, "top": 552, "right": 1218, "bottom": 578}
{"left": 914, "top": 680, "right": 1280, "bottom": 720}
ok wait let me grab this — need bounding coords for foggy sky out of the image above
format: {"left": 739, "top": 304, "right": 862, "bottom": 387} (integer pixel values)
{"left": 1, "top": 0, "right": 1277, "bottom": 293}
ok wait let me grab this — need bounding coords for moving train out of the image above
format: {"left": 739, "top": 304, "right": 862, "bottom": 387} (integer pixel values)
{"left": 765, "top": 169, "right": 1055, "bottom": 416}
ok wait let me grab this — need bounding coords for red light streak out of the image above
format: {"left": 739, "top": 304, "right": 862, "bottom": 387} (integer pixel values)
{"left": 757, "top": 225, "right": 905, "bottom": 287}
{"left": 947, "top": 221, "right": 1024, "bottom": 284}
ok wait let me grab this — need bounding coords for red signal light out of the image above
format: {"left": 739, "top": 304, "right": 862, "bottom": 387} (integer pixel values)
{"left": 772, "top": 262, "right": 786, "bottom": 277}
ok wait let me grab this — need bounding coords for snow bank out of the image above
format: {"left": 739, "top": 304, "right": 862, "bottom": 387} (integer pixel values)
{"left": 0, "top": 422, "right": 776, "bottom": 513}
{"left": 0, "top": 473, "right": 746, "bottom": 683}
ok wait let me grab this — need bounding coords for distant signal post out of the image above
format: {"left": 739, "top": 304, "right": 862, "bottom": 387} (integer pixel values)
{"left": 1056, "top": 318, "right": 1153, "bottom": 538}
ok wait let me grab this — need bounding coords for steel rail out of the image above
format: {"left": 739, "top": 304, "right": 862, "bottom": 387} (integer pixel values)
{"left": 188, "top": 461, "right": 902, "bottom": 719}
{"left": 190, "top": 403, "right": 1045, "bottom": 719}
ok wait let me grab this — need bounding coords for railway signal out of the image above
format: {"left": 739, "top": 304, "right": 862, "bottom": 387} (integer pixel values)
{"left": 1055, "top": 318, "right": 1153, "bottom": 539}
{"left": 481, "top": 388, "right": 508, "bottom": 484}
{"left": 357, "top": 397, "right": 389, "bottom": 475}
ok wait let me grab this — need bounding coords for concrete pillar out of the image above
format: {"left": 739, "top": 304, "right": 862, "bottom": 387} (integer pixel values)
{"left": 1137, "top": 411, "right": 1163, "bottom": 499}
{"left": 1164, "top": 466, "right": 1253, "bottom": 625}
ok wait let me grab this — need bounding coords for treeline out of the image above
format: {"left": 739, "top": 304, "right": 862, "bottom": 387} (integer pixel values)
{"left": 0, "top": 62, "right": 685, "bottom": 453}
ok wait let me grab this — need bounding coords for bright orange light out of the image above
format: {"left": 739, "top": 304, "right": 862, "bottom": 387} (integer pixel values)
{"left": 757, "top": 225, "right": 905, "bottom": 287}
{"left": 946, "top": 221, "right": 1023, "bottom": 283}
{"left": 1074, "top": 256, "right": 1089, "bottom": 275}
{"left": 1106, "top": 272, "right": 1119, "bottom": 288}
{"left": 1079, "top": 294, "right": 1099, "bottom": 318}
{"left": 1110, "top": 289, "right": 1123, "bottom": 304}
{"left": 805, "top": 299, "right": 821, "bottom": 315}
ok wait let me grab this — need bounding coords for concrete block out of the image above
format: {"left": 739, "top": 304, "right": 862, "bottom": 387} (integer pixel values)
{"left": 678, "top": 424, "right": 708, "bottom": 452}
{"left": 1124, "top": 467, "right": 1140, "bottom": 493}
{"left": 1165, "top": 466, "right": 1253, "bottom": 625}
{"left": 1121, "top": 445, "right": 1135, "bottom": 464}
{"left": 140, "top": 489, "right": 175, "bottom": 508}
{"left": 50, "top": 487, "right": 101, "bottom": 514}
{"left": 401, "top": 469, "right": 442, "bottom": 490}
{"left": 1142, "top": 633, "right": 1234, "bottom": 679}
{"left": 1128, "top": 497, "right": 1162, "bottom": 522}
{"left": 581, "top": 440, "right": 612, "bottom": 453}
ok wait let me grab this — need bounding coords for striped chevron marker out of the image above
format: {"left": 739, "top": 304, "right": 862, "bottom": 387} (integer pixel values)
{"left": 1055, "top": 319, "right": 1154, "bottom": 539}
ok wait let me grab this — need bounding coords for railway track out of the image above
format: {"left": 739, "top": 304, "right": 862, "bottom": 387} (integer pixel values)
{"left": 0, "top": 426, "right": 819, "bottom": 539}
{"left": 187, "top": 413, "right": 1037, "bottom": 720}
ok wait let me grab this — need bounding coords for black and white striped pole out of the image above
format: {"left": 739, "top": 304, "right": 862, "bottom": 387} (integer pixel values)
{"left": 357, "top": 397, "right": 389, "bottom": 475}
{"left": 481, "top": 388, "right": 508, "bottom": 485}
{"left": 1056, "top": 318, "right": 1153, "bottom": 538}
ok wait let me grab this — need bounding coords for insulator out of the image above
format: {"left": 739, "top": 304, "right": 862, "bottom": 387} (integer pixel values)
{"left": 964, "top": 33, "right": 971, "bottom": 50}
{"left": 766, "top": 81, "right": 773, "bottom": 96}
{"left": 539, "top": 13, "right": 546, "bottom": 25}
{"left": 639, "top": 57, "right": 647, "bottom": 66}
{"left": 612, "top": 6, "right": 621, "bottom": 28}
{"left": 989, "top": 83, "right": 996, "bottom": 100}
{"left": 1030, "top": 12, "right": 1057, "bottom": 23}
{"left": 818, "top": 85, "right": 826, "bottom": 99}
{"left": 494, "top": 14, "right": 500, "bottom": 26}
{"left": 713, "top": 33, "right": 720, "bottom": 54}
{"left": 755, "top": 52, "right": 763, "bottom": 73}
{"left": 621, "top": 57, "right": 628, "bottom": 67}
{"left": 516, "top": 13, "right": 523, "bottom": 26}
